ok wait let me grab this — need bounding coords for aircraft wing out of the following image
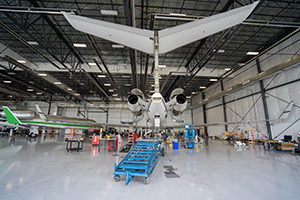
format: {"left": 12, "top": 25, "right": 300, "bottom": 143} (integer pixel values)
{"left": 0, "top": 120, "right": 27, "bottom": 129}
{"left": 99, "top": 123, "right": 146, "bottom": 129}
{"left": 63, "top": 1, "right": 259, "bottom": 54}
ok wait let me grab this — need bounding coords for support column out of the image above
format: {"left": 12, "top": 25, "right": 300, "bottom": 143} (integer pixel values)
{"left": 202, "top": 93, "right": 208, "bottom": 134}
{"left": 221, "top": 80, "right": 228, "bottom": 131}
{"left": 256, "top": 59, "right": 272, "bottom": 139}
{"left": 106, "top": 108, "right": 109, "bottom": 131}
{"left": 191, "top": 98, "right": 194, "bottom": 124}
{"left": 47, "top": 96, "right": 52, "bottom": 115}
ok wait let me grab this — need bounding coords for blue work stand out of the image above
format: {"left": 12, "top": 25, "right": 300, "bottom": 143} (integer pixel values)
{"left": 113, "top": 140, "right": 163, "bottom": 185}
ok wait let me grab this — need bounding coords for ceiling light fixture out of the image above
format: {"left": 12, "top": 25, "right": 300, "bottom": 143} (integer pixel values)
{"left": 67, "top": 88, "right": 72, "bottom": 91}
{"left": 192, "top": 92, "right": 196, "bottom": 94}
{"left": 112, "top": 44, "right": 124, "bottom": 48}
{"left": 73, "top": 43, "right": 87, "bottom": 48}
{"left": 101, "top": 10, "right": 118, "bottom": 16}
{"left": 109, "top": 89, "right": 114, "bottom": 92}
{"left": 74, "top": 93, "right": 80, "bottom": 96}
{"left": 171, "top": 72, "right": 191, "bottom": 76}
{"left": 159, "top": 65, "right": 166, "bottom": 68}
{"left": 38, "top": 73, "right": 47, "bottom": 76}
{"left": 199, "top": 86, "right": 206, "bottom": 89}
{"left": 170, "top": 13, "right": 186, "bottom": 17}
{"left": 112, "top": 94, "right": 118, "bottom": 97}
{"left": 54, "top": 82, "right": 62, "bottom": 84}
{"left": 27, "top": 41, "right": 38, "bottom": 45}
{"left": 224, "top": 68, "right": 231, "bottom": 71}
{"left": 125, "top": 84, "right": 131, "bottom": 86}
{"left": 27, "top": 89, "right": 34, "bottom": 91}
{"left": 104, "top": 83, "right": 111, "bottom": 86}
{"left": 3, "top": 80, "right": 12, "bottom": 83}
{"left": 97, "top": 75, "right": 106, "bottom": 78}
{"left": 88, "top": 63, "right": 96, "bottom": 66}
{"left": 247, "top": 51, "right": 259, "bottom": 55}
{"left": 210, "top": 79, "right": 218, "bottom": 81}
{"left": 122, "top": 75, "right": 130, "bottom": 78}
{"left": 36, "top": 92, "right": 43, "bottom": 95}
{"left": 17, "top": 60, "right": 26, "bottom": 63}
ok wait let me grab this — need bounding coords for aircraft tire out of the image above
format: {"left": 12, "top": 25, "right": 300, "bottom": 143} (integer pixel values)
{"left": 29, "top": 133, "right": 37, "bottom": 138}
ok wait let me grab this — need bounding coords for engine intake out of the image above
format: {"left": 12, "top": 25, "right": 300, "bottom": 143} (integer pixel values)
{"left": 128, "top": 95, "right": 138, "bottom": 104}
{"left": 172, "top": 93, "right": 187, "bottom": 117}
{"left": 176, "top": 94, "right": 186, "bottom": 104}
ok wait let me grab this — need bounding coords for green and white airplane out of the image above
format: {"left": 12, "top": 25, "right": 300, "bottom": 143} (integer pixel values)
{"left": 1, "top": 104, "right": 99, "bottom": 137}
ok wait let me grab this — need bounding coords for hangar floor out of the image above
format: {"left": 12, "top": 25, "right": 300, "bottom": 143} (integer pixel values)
{"left": 0, "top": 134, "right": 300, "bottom": 200}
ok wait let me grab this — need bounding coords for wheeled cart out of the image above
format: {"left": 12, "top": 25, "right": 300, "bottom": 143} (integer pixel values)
{"left": 113, "top": 140, "right": 163, "bottom": 185}
{"left": 65, "top": 138, "right": 84, "bottom": 152}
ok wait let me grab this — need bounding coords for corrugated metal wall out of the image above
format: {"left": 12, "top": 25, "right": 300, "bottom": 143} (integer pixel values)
{"left": 192, "top": 32, "right": 300, "bottom": 140}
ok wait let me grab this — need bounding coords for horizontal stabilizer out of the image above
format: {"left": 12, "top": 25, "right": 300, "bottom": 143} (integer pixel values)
{"left": 35, "top": 103, "right": 48, "bottom": 120}
{"left": 63, "top": 12, "right": 154, "bottom": 54}
{"left": 2, "top": 106, "right": 21, "bottom": 124}
{"left": 158, "top": 1, "right": 259, "bottom": 54}
{"left": 63, "top": 2, "right": 258, "bottom": 55}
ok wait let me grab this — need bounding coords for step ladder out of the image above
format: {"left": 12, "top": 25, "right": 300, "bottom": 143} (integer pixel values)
{"left": 127, "top": 125, "right": 134, "bottom": 146}
{"left": 247, "top": 128, "right": 255, "bottom": 145}
{"left": 68, "top": 128, "right": 76, "bottom": 140}
{"left": 113, "top": 140, "right": 163, "bottom": 185}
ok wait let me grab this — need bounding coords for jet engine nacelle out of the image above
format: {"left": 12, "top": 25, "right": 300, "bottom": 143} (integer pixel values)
{"left": 172, "top": 93, "right": 187, "bottom": 116}
{"left": 128, "top": 89, "right": 147, "bottom": 123}
{"left": 0, "top": 110, "right": 35, "bottom": 120}
{"left": 128, "top": 94, "right": 143, "bottom": 117}
{"left": 169, "top": 88, "right": 187, "bottom": 121}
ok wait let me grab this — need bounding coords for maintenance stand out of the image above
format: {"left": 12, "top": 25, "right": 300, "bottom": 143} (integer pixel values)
{"left": 113, "top": 140, "right": 163, "bottom": 185}
{"left": 184, "top": 124, "right": 195, "bottom": 148}
{"left": 65, "top": 138, "right": 84, "bottom": 153}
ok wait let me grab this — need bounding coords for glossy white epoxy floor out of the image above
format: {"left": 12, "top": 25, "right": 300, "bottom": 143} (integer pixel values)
{"left": 1, "top": 135, "right": 300, "bottom": 200}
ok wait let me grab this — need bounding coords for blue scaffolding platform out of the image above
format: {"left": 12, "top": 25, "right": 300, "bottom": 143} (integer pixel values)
{"left": 184, "top": 124, "right": 195, "bottom": 148}
{"left": 113, "top": 140, "right": 162, "bottom": 185}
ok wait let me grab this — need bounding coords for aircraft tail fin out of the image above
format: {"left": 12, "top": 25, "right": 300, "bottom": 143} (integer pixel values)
{"left": 2, "top": 106, "right": 22, "bottom": 124}
{"left": 35, "top": 104, "right": 48, "bottom": 120}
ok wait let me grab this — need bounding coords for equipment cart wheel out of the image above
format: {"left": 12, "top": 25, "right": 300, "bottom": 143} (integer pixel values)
{"left": 161, "top": 148, "right": 165, "bottom": 157}
{"left": 144, "top": 178, "right": 149, "bottom": 185}
{"left": 114, "top": 175, "right": 120, "bottom": 182}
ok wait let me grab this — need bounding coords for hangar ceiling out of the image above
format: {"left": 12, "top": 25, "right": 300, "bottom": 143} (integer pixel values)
{"left": 0, "top": 0, "right": 299, "bottom": 104}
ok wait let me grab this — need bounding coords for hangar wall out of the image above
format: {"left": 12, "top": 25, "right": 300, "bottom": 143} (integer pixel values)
{"left": 192, "top": 31, "right": 300, "bottom": 140}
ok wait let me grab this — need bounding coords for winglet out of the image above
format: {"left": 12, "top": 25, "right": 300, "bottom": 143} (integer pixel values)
{"left": 2, "top": 106, "right": 22, "bottom": 124}
{"left": 35, "top": 103, "right": 48, "bottom": 120}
